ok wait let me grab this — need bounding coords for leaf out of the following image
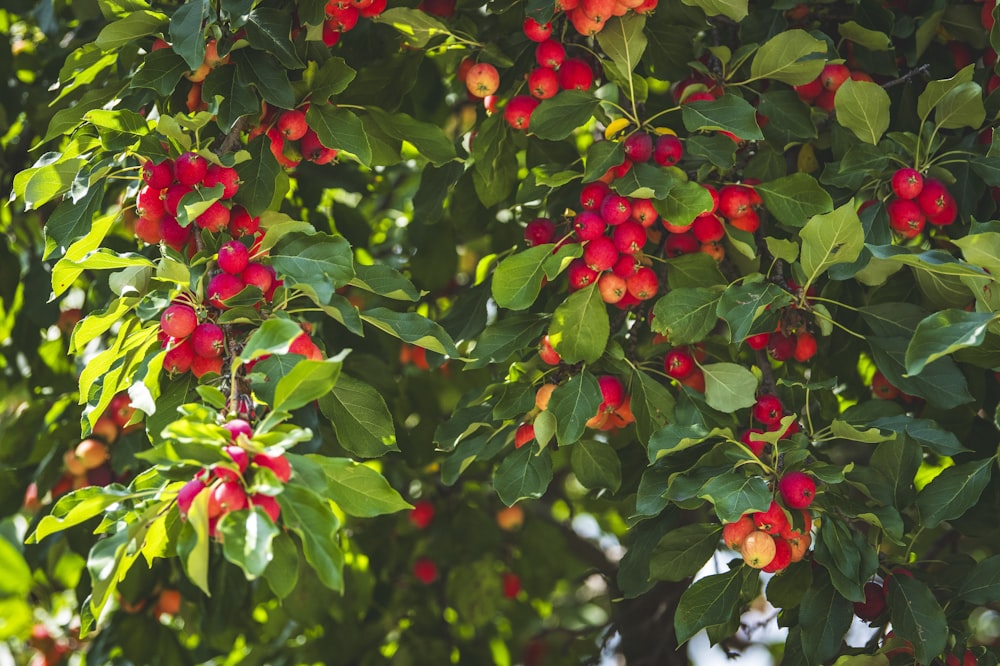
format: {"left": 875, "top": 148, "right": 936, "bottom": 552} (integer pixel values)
{"left": 799, "top": 570, "right": 855, "bottom": 664}
{"left": 349, "top": 264, "right": 421, "bottom": 301}
{"left": 679, "top": 0, "right": 748, "bottom": 21}
{"left": 95, "top": 10, "right": 167, "bottom": 50}
{"left": 674, "top": 567, "right": 745, "bottom": 645}
{"left": 308, "top": 57, "right": 357, "bottom": 103}
{"left": 234, "top": 51, "right": 296, "bottom": 110}
{"left": 169, "top": 0, "right": 208, "bottom": 70}
{"left": 306, "top": 105, "right": 372, "bottom": 166}
{"left": 916, "top": 458, "right": 993, "bottom": 529}
{"left": 373, "top": 7, "right": 452, "bottom": 48}
{"left": 308, "top": 456, "right": 411, "bottom": 517}
{"left": 630, "top": 371, "right": 676, "bottom": 445}
{"left": 866, "top": 244, "right": 987, "bottom": 277}
{"left": 716, "top": 281, "right": 793, "bottom": 343}
{"left": 529, "top": 91, "right": 601, "bottom": 140}
{"left": 28, "top": 487, "right": 129, "bottom": 543}
{"left": 701, "top": 363, "right": 758, "bottom": 413}
{"left": 653, "top": 179, "right": 714, "bottom": 228}
{"left": 839, "top": 21, "right": 893, "bottom": 50}
{"left": 749, "top": 29, "right": 827, "bottom": 85}
{"left": 570, "top": 440, "right": 622, "bottom": 492}
{"left": 834, "top": 79, "right": 891, "bottom": 145}
{"left": 887, "top": 576, "right": 947, "bottom": 665}
{"left": 494, "top": 445, "right": 553, "bottom": 506}
{"left": 548, "top": 283, "right": 610, "bottom": 364}
{"left": 905, "top": 310, "right": 995, "bottom": 375}
{"left": 917, "top": 65, "right": 976, "bottom": 123}
{"left": 957, "top": 555, "right": 1000, "bottom": 604}
{"left": 649, "top": 524, "right": 720, "bottom": 582}
{"left": 935, "top": 81, "right": 986, "bottom": 130}
{"left": 270, "top": 231, "right": 355, "bottom": 304}
{"left": 681, "top": 94, "right": 763, "bottom": 141}
{"left": 276, "top": 484, "right": 344, "bottom": 592}
{"left": 21, "top": 160, "right": 84, "bottom": 210}
{"left": 492, "top": 244, "right": 555, "bottom": 310}
{"left": 44, "top": 185, "right": 104, "bottom": 256}
{"left": 813, "top": 518, "right": 873, "bottom": 602}
{"left": 596, "top": 14, "right": 647, "bottom": 75}
{"left": 799, "top": 202, "right": 865, "bottom": 285}
{"left": 650, "top": 287, "right": 721, "bottom": 344}
{"left": 177, "top": 488, "right": 212, "bottom": 596}
{"left": 272, "top": 359, "right": 343, "bottom": 412}
{"left": 241, "top": 318, "right": 304, "bottom": 360}
{"left": 869, "top": 336, "right": 974, "bottom": 410}
{"left": 318, "top": 375, "right": 398, "bottom": 458}
{"left": 366, "top": 107, "right": 456, "bottom": 165}
{"left": 0, "top": 538, "right": 31, "bottom": 596}
{"left": 218, "top": 507, "right": 280, "bottom": 579}
{"left": 202, "top": 64, "right": 259, "bottom": 131}
{"left": 583, "top": 140, "right": 626, "bottom": 182}
{"left": 548, "top": 371, "right": 603, "bottom": 446}
{"left": 698, "top": 473, "right": 772, "bottom": 523}
{"left": 755, "top": 173, "right": 833, "bottom": 228}
{"left": 234, "top": 135, "right": 281, "bottom": 217}
{"left": 361, "top": 308, "right": 459, "bottom": 356}
{"left": 245, "top": 8, "right": 304, "bottom": 69}
{"left": 263, "top": 532, "right": 300, "bottom": 599}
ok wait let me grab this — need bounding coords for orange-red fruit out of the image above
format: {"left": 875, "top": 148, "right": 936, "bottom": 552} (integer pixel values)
{"left": 514, "top": 423, "right": 535, "bottom": 448}
{"left": 722, "top": 514, "right": 756, "bottom": 549}
{"left": 160, "top": 303, "right": 198, "bottom": 339}
{"left": 277, "top": 110, "right": 309, "bottom": 141}
{"left": 777, "top": 471, "right": 816, "bottom": 509}
{"left": 523, "top": 17, "right": 553, "bottom": 42}
{"left": 625, "top": 266, "right": 659, "bottom": 300}
{"left": 871, "top": 370, "right": 900, "bottom": 400}
{"left": 741, "top": 531, "right": 777, "bottom": 568}
{"left": 753, "top": 501, "right": 789, "bottom": 535}
{"left": 793, "top": 330, "right": 817, "bottom": 362}
{"left": 761, "top": 537, "right": 793, "bottom": 573}
{"left": 539, "top": 335, "right": 561, "bottom": 365}
{"left": 504, "top": 95, "right": 539, "bottom": 130}
{"left": 253, "top": 452, "right": 292, "bottom": 482}
{"left": 558, "top": 58, "right": 594, "bottom": 91}
{"left": 409, "top": 500, "right": 435, "bottom": 529}
{"left": 891, "top": 167, "right": 923, "bottom": 200}
{"left": 465, "top": 63, "right": 500, "bottom": 98}
{"left": 598, "top": 272, "right": 627, "bottom": 304}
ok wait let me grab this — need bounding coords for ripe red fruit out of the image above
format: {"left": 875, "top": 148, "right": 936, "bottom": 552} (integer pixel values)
{"left": 653, "top": 134, "right": 683, "bottom": 166}
{"left": 819, "top": 63, "right": 851, "bottom": 92}
{"left": 745, "top": 332, "right": 770, "bottom": 350}
{"left": 753, "top": 394, "right": 783, "bottom": 426}
{"left": 761, "top": 537, "right": 793, "bottom": 573}
{"left": 301, "top": 129, "right": 338, "bottom": 164}
{"left": 277, "top": 109, "right": 308, "bottom": 140}
{"left": 630, "top": 198, "right": 658, "bottom": 227}
{"left": 409, "top": 500, "right": 435, "bottom": 529}
{"left": 945, "top": 650, "right": 978, "bottom": 666}
{"left": 289, "top": 333, "right": 323, "bottom": 360}
{"left": 136, "top": 185, "right": 166, "bottom": 223}
{"left": 539, "top": 335, "right": 561, "bottom": 365}
{"left": 793, "top": 330, "right": 817, "bottom": 362}
{"left": 527, "top": 67, "right": 559, "bottom": 100}
{"left": 718, "top": 185, "right": 753, "bottom": 219}
{"left": 191, "top": 354, "right": 223, "bottom": 378}
{"left": 535, "top": 39, "right": 565, "bottom": 69}
{"left": 209, "top": 480, "right": 247, "bottom": 517}
{"left": 623, "top": 132, "right": 653, "bottom": 163}
{"left": 207, "top": 273, "right": 244, "bottom": 309}
{"left": 567, "top": 258, "right": 599, "bottom": 289}
{"left": 891, "top": 167, "right": 923, "bottom": 200}
{"left": 466, "top": 63, "right": 500, "bottom": 98}
{"left": 223, "top": 419, "right": 253, "bottom": 440}
{"left": 580, "top": 181, "right": 610, "bottom": 210}
{"left": 109, "top": 393, "right": 136, "bottom": 427}
{"left": 626, "top": 266, "right": 658, "bottom": 300}
{"left": 557, "top": 58, "right": 594, "bottom": 91}
{"left": 253, "top": 452, "right": 292, "bottom": 482}
{"left": 142, "top": 160, "right": 174, "bottom": 190}
{"left": 728, "top": 209, "right": 760, "bottom": 233}
{"left": 853, "top": 581, "right": 886, "bottom": 622}
{"left": 599, "top": 194, "right": 631, "bottom": 226}
{"left": 164, "top": 338, "right": 195, "bottom": 374}
{"left": 157, "top": 216, "right": 190, "bottom": 251}
{"left": 514, "top": 423, "right": 535, "bottom": 448}
{"left": 215, "top": 445, "right": 249, "bottom": 482}
{"left": 160, "top": 303, "right": 198, "bottom": 338}
{"left": 741, "top": 531, "right": 776, "bottom": 568}
{"left": 228, "top": 205, "right": 260, "bottom": 237}
{"left": 177, "top": 478, "right": 206, "bottom": 517}
{"left": 887, "top": 198, "right": 926, "bottom": 238}
{"left": 722, "top": 515, "right": 756, "bottom": 549}
{"left": 753, "top": 500, "right": 789, "bottom": 535}
{"left": 916, "top": 179, "right": 956, "bottom": 225}
{"left": 163, "top": 183, "right": 193, "bottom": 217}
{"left": 195, "top": 201, "right": 231, "bottom": 233}
{"left": 524, "top": 217, "right": 556, "bottom": 245}
{"left": 174, "top": 152, "right": 209, "bottom": 186}
{"left": 202, "top": 164, "right": 240, "bottom": 199}
{"left": 664, "top": 349, "right": 695, "bottom": 379}
{"left": 218, "top": 240, "right": 250, "bottom": 275}
{"left": 598, "top": 375, "right": 625, "bottom": 410}
{"left": 250, "top": 494, "right": 281, "bottom": 522}
{"left": 597, "top": 272, "right": 627, "bottom": 303}
{"left": 778, "top": 471, "right": 816, "bottom": 509}
{"left": 663, "top": 232, "right": 699, "bottom": 257}
{"left": 583, "top": 236, "right": 619, "bottom": 271}
{"left": 692, "top": 213, "right": 724, "bottom": 243}
{"left": 741, "top": 429, "right": 766, "bottom": 457}
{"left": 504, "top": 95, "right": 539, "bottom": 130}
{"left": 612, "top": 220, "right": 646, "bottom": 254}
{"left": 413, "top": 557, "right": 438, "bottom": 584}
{"left": 502, "top": 572, "right": 522, "bottom": 598}
{"left": 794, "top": 76, "right": 823, "bottom": 101}
{"left": 767, "top": 331, "right": 795, "bottom": 361}
{"left": 241, "top": 263, "right": 274, "bottom": 295}
{"left": 191, "top": 322, "right": 225, "bottom": 358}
{"left": 871, "top": 370, "right": 900, "bottom": 400}
{"left": 523, "top": 17, "right": 552, "bottom": 41}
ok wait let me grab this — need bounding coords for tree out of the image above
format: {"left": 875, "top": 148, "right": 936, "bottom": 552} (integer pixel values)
{"left": 2, "top": 0, "right": 1000, "bottom": 663}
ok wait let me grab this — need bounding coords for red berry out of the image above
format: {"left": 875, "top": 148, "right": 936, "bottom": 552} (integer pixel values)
{"left": 195, "top": 201, "right": 231, "bottom": 233}
{"left": 250, "top": 494, "right": 281, "bottom": 522}
{"left": 887, "top": 198, "right": 926, "bottom": 239}
{"left": 625, "top": 266, "right": 659, "bottom": 300}
{"left": 767, "top": 332, "right": 795, "bottom": 361}
{"left": 760, "top": 537, "right": 793, "bottom": 573}
{"left": 203, "top": 164, "right": 240, "bottom": 199}
{"left": 612, "top": 220, "right": 647, "bottom": 254}
{"left": 819, "top": 63, "right": 850, "bottom": 92}
{"left": 630, "top": 198, "right": 658, "bottom": 227}
{"left": 413, "top": 557, "right": 438, "bottom": 584}
{"left": 409, "top": 500, "right": 435, "bottom": 528}
{"left": 623, "top": 132, "right": 653, "bottom": 163}
{"left": 160, "top": 303, "right": 198, "bottom": 338}
{"left": 753, "top": 500, "right": 789, "bottom": 535}
{"left": 142, "top": 160, "right": 174, "bottom": 190}
{"left": 191, "top": 322, "right": 225, "bottom": 358}
{"left": 557, "top": 58, "right": 593, "bottom": 91}
{"left": 599, "top": 194, "right": 631, "bottom": 226}
{"left": 223, "top": 419, "right": 253, "bottom": 440}
{"left": 218, "top": 240, "right": 250, "bottom": 275}
{"left": 580, "top": 182, "right": 610, "bottom": 210}
{"left": 523, "top": 17, "right": 552, "bottom": 42}
{"left": 466, "top": 63, "right": 500, "bottom": 98}
{"left": 207, "top": 273, "right": 244, "bottom": 309}
{"left": 778, "top": 471, "right": 816, "bottom": 509}
{"left": 241, "top": 263, "right": 274, "bottom": 295}
{"left": 163, "top": 338, "right": 195, "bottom": 374}
{"left": 174, "top": 152, "right": 209, "bottom": 186}
{"left": 539, "top": 335, "right": 561, "bottom": 365}
{"left": 504, "top": 95, "right": 539, "bottom": 130}
{"left": 228, "top": 205, "right": 260, "bottom": 237}
{"left": 583, "top": 236, "right": 619, "bottom": 271}
{"left": 253, "top": 452, "right": 292, "bottom": 482}
{"left": 891, "top": 168, "right": 923, "bottom": 200}
{"left": 527, "top": 67, "right": 560, "bottom": 100}
{"left": 514, "top": 423, "right": 535, "bottom": 448}
{"left": 664, "top": 349, "right": 695, "bottom": 379}
{"left": 597, "top": 272, "right": 627, "bottom": 303}
{"left": 753, "top": 394, "right": 783, "bottom": 426}
{"left": 502, "top": 572, "right": 522, "bottom": 598}
{"left": 567, "top": 258, "right": 599, "bottom": 290}
{"left": 793, "top": 330, "right": 817, "bottom": 362}
{"left": 573, "top": 211, "right": 607, "bottom": 241}
{"left": 653, "top": 134, "right": 683, "bottom": 166}
{"left": 209, "top": 480, "right": 247, "bottom": 517}
{"left": 177, "top": 478, "right": 206, "bottom": 517}
{"left": 692, "top": 214, "right": 724, "bottom": 243}
{"left": 745, "top": 332, "right": 770, "bottom": 350}
{"left": 597, "top": 375, "right": 625, "bottom": 410}
{"left": 277, "top": 109, "right": 309, "bottom": 141}
{"left": 853, "top": 581, "right": 886, "bottom": 621}
{"left": 535, "top": 39, "right": 565, "bottom": 69}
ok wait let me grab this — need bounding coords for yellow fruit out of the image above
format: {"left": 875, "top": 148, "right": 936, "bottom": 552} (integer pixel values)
{"left": 603, "top": 117, "right": 631, "bottom": 141}
{"left": 652, "top": 126, "right": 677, "bottom": 137}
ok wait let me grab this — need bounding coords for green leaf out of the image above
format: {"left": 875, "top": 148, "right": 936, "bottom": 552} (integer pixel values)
{"left": 529, "top": 91, "right": 601, "bottom": 140}
{"left": 630, "top": 371, "right": 676, "bottom": 445}
{"left": 649, "top": 524, "right": 720, "bottom": 582}
{"left": 755, "top": 173, "right": 833, "bottom": 228}
{"left": 0, "top": 538, "right": 31, "bottom": 596}
{"left": 653, "top": 179, "right": 714, "bottom": 229}
{"left": 650, "top": 287, "right": 721, "bottom": 344}
{"left": 270, "top": 231, "right": 355, "bottom": 304}
{"left": 349, "top": 264, "right": 421, "bottom": 301}
{"left": 839, "top": 21, "right": 893, "bottom": 50}
{"left": 905, "top": 310, "right": 994, "bottom": 375}
{"left": 887, "top": 576, "right": 947, "bottom": 665}
{"left": 716, "top": 280, "right": 792, "bottom": 343}
{"left": 698, "top": 473, "right": 772, "bottom": 522}
{"left": 308, "top": 455, "right": 411, "bottom": 517}
{"left": 570, "top": 439, "right": 622, "bottom": 492}
{"left": 682, "top": 94, "right": 763, "bottom": 141}
{"left": 813, "top": 518, "right": 871, "bottom": 602}
{"left": 318, "top": 375, "right": 398, "bottom": 458}
{"left": 799, "top": 570, "right": 855, "bottom": 665}
{"left": 28, "top": 487, "right": 129, "bottom": 543}
{"left": 177, "top": 487, "right": 212, "bottom": 596}
{"left": 548, "top": 371, "right": 603, "bottom": 446}
{"left": 169, "top": 0, "right": 208, "bottom": 70}
{"left": 95, "top": 10, "right": 167, "bottom": 50}
{"left": 44, "top": 185, "right": 104, "bottom": 256}
{"left": 917, "top": 65, "right": 975, "bottom": 123}
{"left": 277, "top": 484, "right": 344, "bottom": 592}
{"left": 799, "top": 202, "right": 865, "bottom": 286}
{"left": 361, "top": 308, "right": 459, "bottom": 356}
{"left": 957, "top": 555, "right": 1000, "bottom": 604}
{"left": 235, "top": 135, "right": 281, "bottom": 217}
{"left": 548, "top": 283, "right": 610, "bottom": 364}
{"left": 702, "top": 362, "right": 758, "bottom": 413}
{"left": 680, "top": 0, "right": 748, "bottom": 21}
{"left": 869, "top": 336, "right": 974, "bottom": 410}
{"left": 240, "top": 318, "right": 304, "bottom": 360}
{"left": 202, "top": 65, "right": 261, "bottom": 131}
{"left": 492, "top": 244, "right": 555, "bottom": 310}
{"left": 52, "top": 250, "right": 154, "bottom": 298}
{"left": 218, "top": 507, "right": 280, "bottom": 579}
{"left": 934, "top": 81, "right": 986, "bottom": 130}
{"left": 834, "top": 79, "right": 891, "bottom": 145}
{"left": 596, "top": 14, "right": 647, "bottom": 76}
{"left": 373, "top": 7, "right": 452, "bottom": 48}
{"left": 749, "top": 29, "right": 827, "bottom": 85}
{"left": 308, "top": 57, "right": 357, "bottom": 104}
{"left": 674, "top": 567, "right": 745, "bottom": 645}
{"left": 20, "top": 160, "right": 84, "bottom": 210}
{"left": 234, "top": 51, "right": 296, "bottom": 110}
{"left": 583, "top": 140, "right": 626, "bottom": 182}
{"left": 494, "top": 445, "right": 553, "bottom": 506}
{"left": 263, "top": 532, "right": 300, "bottom": 599}
{"left": 245, "top": 8, "right": 304, "bottom": 69}
{"left": 366, "top": 107, "right": 456, "bottom": 165}
{"left": 916, "top": 458, "right": 993, "bottom": 529}
{"left": 272, "top": 359, "right": 343, "bottom": 412}
{"left": 667, "top": 253, "right": 727, "bottom": 289}
{"left": 306, "top": 105, "right": 372, "bottom": 166}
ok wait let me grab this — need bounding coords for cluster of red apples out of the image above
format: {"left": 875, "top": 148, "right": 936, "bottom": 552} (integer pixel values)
{"left": 793, "top": 63, "right": 873, "bottom": 113}
{"left": 661, "top": 182, "right": 764, "bottom": 265}
{"left": 175, "top": 419, "right": 290, "bottom": 538}
{"left": 252, "top": 103, "right": 339, "bottom": 169}
{"left": 884, "top": 167, "right": 958, "bottom": 238}
{"left": 552, "top": 0, "right": 658, "bottom": 36}
{"left": 318, "top": 0, "right": 387, "bottom": 47}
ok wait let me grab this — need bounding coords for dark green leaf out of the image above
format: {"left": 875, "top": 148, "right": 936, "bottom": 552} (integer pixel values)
{"left": 653, "top": 179, "right": 714, "bottom": 228}
{"left": 755, "top": 173, "right": 833, "bottom": 229}
{"left": 699, "top": 473, "right": 771, "bottom": 523}
{"left": 202, "top": 65, "right": 260, "bottom": 131}
{"left": 549, "top": 371, "right": 603, "bottom": 446}
{"left": 570, "top": 439, "right": 622, "bottom": 492}
{"left": 234, "top": 51, "right": 296, "bottom": 110}
{"left": 887, "top": 576, "right": 947, "bottom": 665}
{"left": 494, "top": 445, "right": 553, "bottom": 506}
{"left": 799, "top": 570, "right": 854, "bottom": 664}
{"left": 492, "top": 244, "right": 556, "bottom": 310}
{"left": 957, "top": 555, "right": 1000, "bottom": 604}
{"left": 366, "top": 107, "right": 456, "bottom": 165}
{"left": 270, "top": 231, "right": 355, "bottom": 304}
{"left": 530, "top": 91, "right": 601, "bottom": 140}
{"left": 649, "top": 524, "right": 720, "bottom": 582}
{"left": 681, "top": 94, "right": 763, "bottom": 141}
{"left": 674, "top": 567, "right": 745, "bottom": 645}
{"left": 651, "top": 287, "right": 721, "bottom": 344}
{"left": 916, "top": 458, "right": 993, "bottom": 528}
{"left": 245, "top": 8, "right": 304, "bottom": 69}
{"left": 306, "top": 105, "right": 372, "bottom": 166}
{"left": 169, "top": 0, "right": 208, "bottom": 70}
{"left": 548, "top": 283, "right": 609, "bottom": 364}
{"left": 905, "top": 309, "right": 995, "bottom": 375}
{"left": 716, "top": 280, "right": 793, "bottom": 342}
{"left": 234, "top": 135, "right": 281, "bottom": 217}
{"left": 318, "top": 375, "right": 398, "bottom": 458}
{"left": 583, "top": 141, "right": 626, "bottom": 182}
{"left": 276, "top": 484, "right": 344, "bottom": 592}
{"left": 630, "top": 371, "right": 676, "bottom": 445}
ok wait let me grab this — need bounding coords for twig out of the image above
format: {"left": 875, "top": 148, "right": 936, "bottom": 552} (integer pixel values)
{"left": 881, "top": 64, "right": 931, "bottom": 90}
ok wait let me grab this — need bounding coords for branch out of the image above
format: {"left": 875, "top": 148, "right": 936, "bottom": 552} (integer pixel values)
{"left": 881, "top": 64, "right": 931, "bottom": 90}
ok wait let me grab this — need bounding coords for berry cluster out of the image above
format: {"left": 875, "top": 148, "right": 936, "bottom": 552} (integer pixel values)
{"left": 553, "top": 0, "right": 658, "bottom": 36}
{"left": 319, "top": 0, "right": 388, "bottom": 47}
{"left": 739, "top": 394, "right": 800, "bottom": 457}
{"left": 885, "top": 167, "right": 957, "bottom": 238}
{"left": 175, "top": 419, "right": 290, "bottom": 538}
{"left": 793, "top": 63, "right": 874, "bottom": 113}
{"left": 745, "top": 326, "right": 817, "bottom": 364}
{"left": 518, "top": 372, "right": 634, "bottom": 448}
{"left": 251, "top": 103, "right": 339, "bottom": 169}
{"left": 722, "top": 497, "right": 813, "bottom": 573}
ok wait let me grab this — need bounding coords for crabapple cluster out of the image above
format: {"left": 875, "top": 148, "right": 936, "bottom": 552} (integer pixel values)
{"left": 723, "top": 500, "right": 813, "bottom": 573}
{"left": 885, "top": 167, "right": 957, "bottom": 238}
{"left": 793, "top": 62, "right": 874, "bottom": 113}
{"left": 175, "top": 419, "right": 289, "bottom": 538}
{"left": 319, "top": 0, "right": 388, "bottom": 47}
{"left": 250, "top": 103, "right": 339, "bottom": 168}
{"left": 660, "top": 182, "right": 762, "bottom": 264}
{"left": 745, "top": 323, "right": 818, "bottom": 364}
{"left": 517, "top": 374, "right": 634, "bottom": 448}
{"left": 739, "top": 393, "right": 800, "bottom": 458}
{"left": 553, "top": 0, "right": 659, "bottom": 37}
{"left": 663, "top": 345, "right": 707, "bottom": 393}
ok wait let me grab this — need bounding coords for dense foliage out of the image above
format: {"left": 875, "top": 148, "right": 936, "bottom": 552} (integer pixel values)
{"left": 3, "top": 0, "right": 1000, "bottom": 663}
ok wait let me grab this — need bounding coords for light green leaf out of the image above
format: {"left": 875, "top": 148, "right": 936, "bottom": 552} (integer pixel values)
{"left": 702, "top": 362, "right": 759, "bottom": 413}
{"left": 596, "top": 13, "right": 647, "bottom": 75}
{"left": 308, "top": 455, "right": 411, "bottom": 517}
{"left": 917, "top": 65, "right": 975, "bottom": 123}
{"left": 277, "top": 484, "right": 344, "bottom": 592}
{"left": 548, "top": 282, "right": 609, "bottom": 364}
{"left": 835, "top": 79, "right": 890, "bottom": 145}
{"left": 755, "top": 173, "right": 833, "bottom": 228}
{"left": 530, "top": 91, "right": 601, "bottom": 141}
{"left": 492, "top": 244, "right": 556, "bottom": 310}
{"left": 681, "top": 94, "right": 763, "bottom": 141}
{"left": 361, "top": 307, "right": 459, "bottom": 356}
{"left": 318, "top": 374, "right": 398, "bottom": 458}
{"left": 934, "top": 81, "right": 986, "bottom": 130}
{"left": 749, "top": 29, "right": 827, "bottom": 85}
{"left": 240, "top": 318, "right": 303, "bottom": 360}
{"left": 800, "top": 202, "right": 864, "bottom": 286}
{"left": 905, "top": 310, "right": 995, "bottom": 375}
{"left": 373, "top": 7, "right": 452, "bottom": 47}
{"left": 838, "top": 21, "right": 893, "bottom": 50}
{"left": 653, "top": 179, "right": 715, "bottom": 230}
{"left": 272, "top": 358, "right": 343, "bottom": 412}
{"left": 651, "top": 287, "right": 721, "bottom": 344}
